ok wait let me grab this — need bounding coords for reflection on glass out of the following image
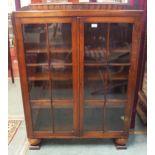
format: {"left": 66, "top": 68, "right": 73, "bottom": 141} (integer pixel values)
{"left": 109, "top": 23, "right": 132, "bottom": 63}
{"left": 28, "top": 81, "right": 50, "bottom": 100}
{"left": 51, "top": 61, "right": 73, "bottom": 100}
{"left": 23, "top": 23, "right": 74, "bottom": 133}
{"left": 27, "top": 66, "right": 49, "bottom": 80}
{"left": 107, "top": 80, "right": 128, "bottom": 100}
{"left": 48, "top": 23, "right": 71, "bottom": 48}
{"left": 107, "top": 66, "right": 129, "bottom": 100}
{"left": 25, "top": 53, "right": 48, "bottom": 64}
{"left": 108, "top": 65, "right": 129, "bottom": 78}
{"left": 48, "top": 23, "right": 73, "bottom": 132}
{"left": 84, "top": 23, "right": 107, "bottom": 63}
{"left": 48, "top": 23, "right": 72, "bottom": 63}
{"left": 23, "top": 24, "right": 46, "bottom": 50}
{"left": 84, "top": 66, "right": 106, "bottom": 100}
{"left": 83, "top": 22, "right": 131, "bottom": 132}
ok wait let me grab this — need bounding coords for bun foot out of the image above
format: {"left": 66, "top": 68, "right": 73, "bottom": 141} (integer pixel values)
{"left": 28, "top": 138, "right": 41, "bottom": 150}
{"left": 114, "top": 138, "right": 128, "bottom": 149}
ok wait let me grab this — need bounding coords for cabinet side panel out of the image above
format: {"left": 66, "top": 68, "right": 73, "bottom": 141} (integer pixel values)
{"left": 13, "top": 17, "right": 34, "bottom": 138}
{"left": 124, "top": 17, "right": 143, "bottom": 132}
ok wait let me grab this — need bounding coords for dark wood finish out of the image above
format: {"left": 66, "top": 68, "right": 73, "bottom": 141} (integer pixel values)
{"left": 124, "top": 17, "right": 142, "bottom": 132}
{"left": 26, "top": 3, "right": 136, "bottom": 11}
{"left": 13, "top": 3, "right": 143, "bottom": 148}
{"left": 114, "top": 138, "right": 127, "bottom": 149}
{"left": 79, "top": 20, "right": 84, "bottom": 136}
{"left": 28, "top": 138, "right": 41, "bottom": 149}
{"left": 114, "top": 138, "right": 128, "bottom": 146}
{"left": 14, "top": 11, "right": 142, "bottom": 18}
{"left": 28, "top": 138, "right": 41, "bottom": 146}
{"left": 34, "top": 130, "right": 128, "bottom": 139}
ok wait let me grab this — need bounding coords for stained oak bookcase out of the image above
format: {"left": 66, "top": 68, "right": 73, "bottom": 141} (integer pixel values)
{"left": 12, "top": 3, "right": 143, "bottom": 149}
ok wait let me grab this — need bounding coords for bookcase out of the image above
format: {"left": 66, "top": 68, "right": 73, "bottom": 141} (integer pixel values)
{"left": 13, "top": 3, "right": 143, "bottom": 149}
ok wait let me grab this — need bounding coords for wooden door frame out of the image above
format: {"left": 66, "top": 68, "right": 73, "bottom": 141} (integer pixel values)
{"left": 79, "top": 16, "right": 142, "bottom": 138}
{"left": 13, "top": 17, "right": 80, "bottom": 138}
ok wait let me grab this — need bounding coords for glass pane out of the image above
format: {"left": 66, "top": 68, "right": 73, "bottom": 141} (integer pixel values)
{"left": 107, "top": 80, "right": 128, "bottom": 100}
{"left": 84, "top": 105, "right": 103, "bottom": 131}
{"left": 83, "top": 22, "right": 131, "bottom": 132}
{"left": 54, "top": 105, "right": 73, "bottom": 132}
{"left": 84, "top": 23, "right": 107, "bottom": 64}
{"left": 23, "top": 24, "right": 53, "bottom": 132}
{"left": 107, "top": 66, "right": 129, "bottom": 100}
{"left": 84, "top": 23, "right": 106, "bottom": 131}
{"left": 109, "top": 23, "right": 132, "bottom": 64}
{"left": 23, "top": 24, "right": 46, "bottom": 50}
{"left": 108, "top": 65, "right": 129, "bottom": 80}
{"left": 25, "top": 53, "right": 48, "bottom": 64}
{"left": 28, "top": 80, "right": 50, "bottom": 100}
{"left": 84, "top": 66, "right": 106, "bottom": 100}
{"left": 105, "top": 106, "right": 125, "bottom": 131}
{"left": 51, "top": 66, "right": 73, "bottom": 99}
{"left": 48, "top": 23, "right": 72, "bottom": 63}
{"left": 31, "top": 106, "right": 53, "bottom": 132}
{"left": 48, "top": 23, "right": 73, "bottom": 132}
{"left": 23, "top": 24, "right": 48, "bottom": 65}
{"left": 27, "top": 65, "right": 49, "bottom": 81}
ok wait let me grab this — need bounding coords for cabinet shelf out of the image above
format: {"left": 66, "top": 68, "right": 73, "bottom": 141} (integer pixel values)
{"left": 85, "top": 72, "right": 128, "bottom": 80}
{"left": 26, "top": 63, "right": 72, "bottom": 67}
{"left": 28, "top": 72, "right": 72, "bottom": 81}
{"left": 26, "top": 62, "right": 130, "bottom": 68}
{"left": 85, "top": 48, "right": 130, "bottom": 64}
{"left": 26, "top": 47, "right": 72, "bottom": 54}
{"left": 27, "top": 63, "right": 48, "bottom": 67}
{"left": 31, "top": 99, "right": 126, "bottom": 109}
{"left": 25, "top": 47, "right": 128, "bottom": 54}
{"left": 31, "top": 99, "right": 73, "bottom": 108}
{"left": 85, "top": 63, "right": 130, "bottom": 67}
{"left": 85, "top": 47, "right": 130, "bottom": 54}
{"left": 28, "top": 72, "right": 128, "bottom": 81}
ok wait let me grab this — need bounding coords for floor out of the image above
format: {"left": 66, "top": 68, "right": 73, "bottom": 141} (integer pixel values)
{"left": 8, "top": 78, "right": 24, "bottom": 119}
{"left": 8, "top": 78, "right": 147, "bottom": 155}
{"left": 27, "top": 134, "right": 146, "bottom": 155}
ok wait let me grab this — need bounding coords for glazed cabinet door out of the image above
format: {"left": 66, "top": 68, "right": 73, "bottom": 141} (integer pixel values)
{"left": 79, "top": 17, "right": 134, "bottom": 136}
{"left": 18, "top": 18, "right": 78, "bottom": 136}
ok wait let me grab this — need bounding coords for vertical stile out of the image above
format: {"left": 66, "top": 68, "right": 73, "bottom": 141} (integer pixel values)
{"left": 72, "top": 18, "right": 79, "bottom": 135}
{"left": 76, "top": 18, "right": 80, "bottom": 136}
{"left": 79, "top": 21, "right": 84, "bottom": 135}
{"left": 46, "top": 24, "right": 55, "bottom": 133}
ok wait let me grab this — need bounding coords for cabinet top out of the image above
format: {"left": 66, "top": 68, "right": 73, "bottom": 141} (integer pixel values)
{"left": 22, "top": 2, "right": 141, "bottom": 10}
{"left": 13, "top": 3, "right": 143, "bottom": 18}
